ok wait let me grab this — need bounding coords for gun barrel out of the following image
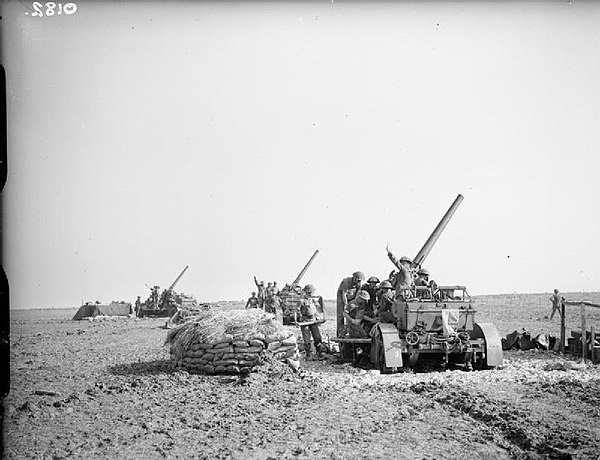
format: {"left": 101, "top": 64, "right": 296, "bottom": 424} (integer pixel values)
{"left": 167, "top": 265, "right": 189, "bottom": 291}
{"left": 291, "top": 250, "right": 319, "bottom": 286}
{"left": 413, "top": 194, "right": 464, "bottom": 268}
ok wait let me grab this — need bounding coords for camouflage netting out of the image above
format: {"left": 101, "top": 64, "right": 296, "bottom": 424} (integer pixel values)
{"left": 164, "top": 309, "right": 299, "bottom": 374}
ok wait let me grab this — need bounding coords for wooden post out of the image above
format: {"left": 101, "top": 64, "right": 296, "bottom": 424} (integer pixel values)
{"left": 591, "top": 326, "right": 596, "bottom": 364}
{"left": 580, "top": 304, "right": 586, "bottom": 362}
{"left": 560, "top": 301, "right": 566, "bottom": 353}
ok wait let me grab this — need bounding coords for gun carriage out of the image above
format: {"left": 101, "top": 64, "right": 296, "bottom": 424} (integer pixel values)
{"left": 334, "top": 195, "right": 503, "bottom": 372}
{"left": 279, "top": 250, "right": 321, "bottom": 325}
{"left": 138, "top": 265, "right": 198, "bottom": 318}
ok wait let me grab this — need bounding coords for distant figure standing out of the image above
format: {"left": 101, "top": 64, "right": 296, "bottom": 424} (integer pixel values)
{"left": 253, "top": 276, "right": 266, "bottom": 309}
{"left": 245, "top": 292, "right": 260, "bottom": 309}
{"left": 134, "top": 296, "right": 142, "bottom": 317}
{"left": 550, "top": 289, "right": 565, "bottom": 319}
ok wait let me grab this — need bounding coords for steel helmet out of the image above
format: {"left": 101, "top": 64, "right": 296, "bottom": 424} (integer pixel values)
{"left": 303, "top": 284, "right": 316, "bottom": 294}
{"left": 379, "top": 280, "right": 393, "bottom": 289}
{"left": 418, "top": 268, "right": 430, "bottom": 276}
{"left": 399, "top": 257, "right": 412, "bottom": 264}
{"left": 367, "top": 276, "right": 380, "bottom": 284}
{"left": 356, "top": 290, "right": 370, "bottom": 301}
{"left": 352, "top": 271, "right": 366, "bottom": 281}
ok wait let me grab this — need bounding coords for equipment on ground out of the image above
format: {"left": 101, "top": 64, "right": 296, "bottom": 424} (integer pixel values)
{"left": 333, "top": 194, "right": 503, "bottom": 372}
{"left": 138, "top": 265, "right": 199, "bottom": 318}
{"left": 72, "top": 301, "right": 132, "bottom": 320}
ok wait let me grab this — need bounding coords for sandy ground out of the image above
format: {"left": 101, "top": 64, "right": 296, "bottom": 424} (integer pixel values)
{"left": 4, "top": 293, "right": 600, "bottom": 459}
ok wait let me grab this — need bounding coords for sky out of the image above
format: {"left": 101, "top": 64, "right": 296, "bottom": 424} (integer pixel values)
{"left": 3, "top": 1, "right": 600, "bottom": 309}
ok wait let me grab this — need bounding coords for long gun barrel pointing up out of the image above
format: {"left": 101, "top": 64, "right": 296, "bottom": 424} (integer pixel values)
{"left": 292, "top": 250, "right": 319, "bottom": 286}
{"left": 413, "top": 194, "right": 464, "bottom": 268}
{"left": 168, "top": 265, "right": 189, "bottom": 291}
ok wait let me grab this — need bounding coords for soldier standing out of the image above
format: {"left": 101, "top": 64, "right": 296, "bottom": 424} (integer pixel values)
{"left": 253, "top": 276, "right": 266, "bottom": 309}
{"left": 245, "top": 292, "right": 260, "bottom": 309}
{"left": 550, "top": 289, "right": 565, "bottom": 320}
{"left": 151, "top": 286, "right": 161, "bottom": 309}
{"left": 272, "top": 281, "right": 279, "bottom": 295}
{"left": 298, "top": 284, "right": 326, "bottom": 360}
{"left": 134, "top": 296, "right": 142, "bottom": 317}
{"left": 386, "top": 246, "right": 414, "bottom": 298}
{"left": 336, "top": 271, "right": 366, "bottom": 337}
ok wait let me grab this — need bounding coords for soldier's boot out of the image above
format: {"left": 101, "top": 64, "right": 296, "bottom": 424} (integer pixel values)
{"left": 316, "top": 343, "right": 326, "bottom": 360}
{"left": 304, "top": 345, "right": 313, "bottom": 360}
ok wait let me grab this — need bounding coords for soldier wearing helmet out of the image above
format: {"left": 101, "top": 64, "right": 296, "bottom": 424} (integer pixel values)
{"left": 343, "top": 290, "right": 374, "bottom": 338}
{"left": 386, "top": 245, "right": 415, "bottom": 298}
{"left": 550, "top": 289, "right": 565, "bottom": 320}
{"left": 298, "top": 284, "right": 326, "bottom": 360}
{"left": 253, "top": 276, "right": 266, "bottom": 310}
{"left": 245, "top": 292, "right": 260, "bottom": 309}
{"left": 336, "top": 271, "right": 366, "bottom": 337}
{"left": 415, "top": 267, "right": 438, "bottom": 299}
{"left": 376, "top": 280, "right": 397, "bottom": 323}
{"left": 363, "top": 276, "right": 380, "bottom": 313}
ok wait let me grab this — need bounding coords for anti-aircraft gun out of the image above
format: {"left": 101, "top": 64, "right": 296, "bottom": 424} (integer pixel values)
{"left": 335, "top": 194, "right": 503, "bottom": 372}
{"left": 138, "top": 265, "right": 198, "bottom": 318}
{"left": 279, "top": 250, "right": 320, "bottom": 325}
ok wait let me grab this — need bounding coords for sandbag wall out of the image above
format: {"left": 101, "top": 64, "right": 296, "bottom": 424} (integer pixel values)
{"left": 170, "top": 330, "right": 299, "bottom": 375}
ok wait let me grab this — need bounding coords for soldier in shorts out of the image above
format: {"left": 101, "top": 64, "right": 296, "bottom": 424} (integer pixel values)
{"left": 298, "top": 284, "right": 325, "bottom": 360}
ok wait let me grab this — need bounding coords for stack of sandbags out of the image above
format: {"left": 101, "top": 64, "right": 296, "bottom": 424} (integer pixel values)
{"left": 164, "top": 309, "right": 299, "bottom": 374}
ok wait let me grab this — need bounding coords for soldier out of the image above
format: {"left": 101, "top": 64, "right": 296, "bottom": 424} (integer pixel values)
{"left": 376, "top": 280, "right": 396, "bottom": 323}
{"left": 550, "top": 289, "right": 565, "bottom": 320}
{"left": 266, "top": 282, "right": 274, "bottom": 299}
{"left": 253, "top": 276, "right": 266, "bottom": 309}
{"left": 343, "top": 290, "right": 371, "bottom": 338}
{"left": 264, "top": 282, "right": 275, "bottom": 313}
{"left": 364, "top": 276, "right": 380, "bottom": 310}
{"left": 336, "top": 271, "right": 366, "bottom": 337}
{"left": 272, "top": 281, "right": 280, "bottom": 296}
{"left": 415, "top": 268, "right": 437, "bottom": 299}
{"left": 386, "top": 245, "right": 414, "bottom": 298}
{"left": 298, "top": 284, "right": 326, "bottom": 360}
{"left": 151, "top": 286, "right": 161, "bottom": 309}
{"left": 134, "top": 296, "right": 142, "bottom": 317}
{"left": 245, "top": 292, "right": 260, "bottom": 309}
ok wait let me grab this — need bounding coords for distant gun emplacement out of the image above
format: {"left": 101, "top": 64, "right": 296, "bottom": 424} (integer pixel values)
{"left": 137, "top": 265, "right": 200, "bottom": 318}
{"left": 279, "top": 250, "right": 320, "bottom": 325}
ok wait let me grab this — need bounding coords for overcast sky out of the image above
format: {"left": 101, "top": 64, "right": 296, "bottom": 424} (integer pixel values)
{"left": 3, "top": 1, "right": 600, "bottom": 309}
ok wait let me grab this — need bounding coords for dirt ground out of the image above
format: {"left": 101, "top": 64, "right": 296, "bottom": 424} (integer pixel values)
{"left": 4, "top": 293, "right": 600, "bottom": 459}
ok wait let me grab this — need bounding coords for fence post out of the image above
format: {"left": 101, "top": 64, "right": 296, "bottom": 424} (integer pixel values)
{"left": 560, "top": 302, "right": 566, "bottom": 353}
{"left": 591, "top": 326, "right": 596, "bottom": 364}
{"left": 581, "top": 304, "right": 586, "bottom": 362}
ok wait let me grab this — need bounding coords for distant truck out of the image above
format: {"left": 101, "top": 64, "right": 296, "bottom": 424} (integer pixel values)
{"left": 333, "top": 195, "right": 503, "bottom": 372}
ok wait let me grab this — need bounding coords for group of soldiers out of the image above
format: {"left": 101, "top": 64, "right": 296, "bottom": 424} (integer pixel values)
{"left": 245, "top": 276, "right": 282, "bottom": 313}
{"left": 245, "top": 277, "right": 326, "bottom": 360}
{"left": 336, "top": 246, "right": 438, "bottom": 339}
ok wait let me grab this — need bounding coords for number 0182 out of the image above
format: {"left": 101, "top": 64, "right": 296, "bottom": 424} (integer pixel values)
{"left": 31, "top": 2, "right": 78, "bottom": 17}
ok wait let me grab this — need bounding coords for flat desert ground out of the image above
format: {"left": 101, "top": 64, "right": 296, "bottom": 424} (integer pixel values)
{"left": 4, "top": 292, "right": 600, "bottom": 459}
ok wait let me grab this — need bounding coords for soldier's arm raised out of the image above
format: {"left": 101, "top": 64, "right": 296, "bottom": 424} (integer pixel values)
{"left": 387, "top": 245, "right": 401, "bottom": 269}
